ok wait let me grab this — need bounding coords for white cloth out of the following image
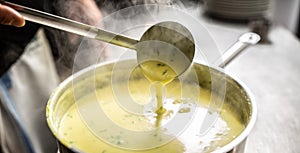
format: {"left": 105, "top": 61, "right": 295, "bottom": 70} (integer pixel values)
{"left": 0, "top": 29, "right": 59, "bottom": 153}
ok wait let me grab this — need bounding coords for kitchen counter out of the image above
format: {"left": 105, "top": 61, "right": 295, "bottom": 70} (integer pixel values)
{"left": 231, "top": 27, "right": 300, "bottom": 153}
{"left": 201, "top": 17, "right": 300, "bottom": 153}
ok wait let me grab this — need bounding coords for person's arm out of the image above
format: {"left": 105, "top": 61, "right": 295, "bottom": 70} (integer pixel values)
{"left": 0, "top": 3, "right": 25, "bottom": 27}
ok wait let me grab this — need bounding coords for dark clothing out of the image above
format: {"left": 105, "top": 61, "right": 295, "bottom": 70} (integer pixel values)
{"left": 0, "top": 23, "right": 40, "bottom": 76}
{"left": 0, "top": 0, "right": 44, "bottom": 76}
{"left": 0, "top": 0, "right": 140, "bottom": 76}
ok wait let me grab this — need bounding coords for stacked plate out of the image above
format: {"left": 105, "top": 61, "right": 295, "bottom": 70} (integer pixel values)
{"left": 204, "top": 0, "right": 270, "bottom": 20}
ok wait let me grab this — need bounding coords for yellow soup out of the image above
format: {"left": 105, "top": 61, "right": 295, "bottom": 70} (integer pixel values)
{"left": 57, "top": 72, "right": 245, "bottom": 153}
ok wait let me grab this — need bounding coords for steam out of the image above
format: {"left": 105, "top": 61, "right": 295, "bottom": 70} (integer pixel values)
{"left": 43, "top": 0, "right": 103, "bottom": 80}
{"left": 43, "top": 0, "right": 201, "bottom": 80}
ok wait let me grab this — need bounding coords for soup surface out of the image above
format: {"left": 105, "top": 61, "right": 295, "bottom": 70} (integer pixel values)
{"left": 57, "top": 70, "right": 245, "bottom": 153}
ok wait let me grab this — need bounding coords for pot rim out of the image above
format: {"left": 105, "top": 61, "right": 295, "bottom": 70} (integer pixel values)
{"left": 195, "top": 58, "right": 258, "bottom": 152}
{"left": 46, "top": 59, "right": 257, "bottom": 153}
{"left": 211, "top": 66, "right": 257, "bottom": 153}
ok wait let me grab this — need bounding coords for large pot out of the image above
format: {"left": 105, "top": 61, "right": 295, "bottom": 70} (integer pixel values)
{"left": 46, "top": 59, "right": 257, "bottom": 153}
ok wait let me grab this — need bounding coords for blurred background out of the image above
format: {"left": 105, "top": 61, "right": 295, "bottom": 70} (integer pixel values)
{"left": 271, "top": 0, "right": 299, "bottom": 36}
{"left": 185, "top": 0, "right": 300, "bottom": 39}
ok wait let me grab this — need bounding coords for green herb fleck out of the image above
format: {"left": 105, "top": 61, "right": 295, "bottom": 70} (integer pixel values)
{"left": 157, "top": 63, "right": 165, "bottom": 67}
{"left": 162, "top": 70, "right": 168, "bottom": 75}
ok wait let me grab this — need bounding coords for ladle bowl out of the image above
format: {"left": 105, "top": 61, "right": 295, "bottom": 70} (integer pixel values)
{"left": 2, "top": 1, "right": 195, "bottom": 78}
{"left": 137, "top": 21, "right": 195, "bottom": 81}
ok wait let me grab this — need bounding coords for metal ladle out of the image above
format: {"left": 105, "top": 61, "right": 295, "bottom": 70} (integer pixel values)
{"left": 2, "top": 1, "right": 260, "bottom": 78}
{"left": 2, "top": 1, "right": 195, "bottom": 78}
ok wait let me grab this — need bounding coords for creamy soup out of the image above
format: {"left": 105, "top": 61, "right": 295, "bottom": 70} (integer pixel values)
{"left": 139, "top": 60, "right": 178, "bottom": 84}
{"left": 57, "top": 67, "right": 245, "bottom": 153}
{"left": 139, "top": 60, "right": 178, "bottom": 116}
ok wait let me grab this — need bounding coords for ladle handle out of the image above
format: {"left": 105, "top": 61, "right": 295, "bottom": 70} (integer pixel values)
{"left": 1, "top": 1, "right": 138, "bottom": 49}
{"left": 216, "top": 32, "right": 261, "bottom": 68}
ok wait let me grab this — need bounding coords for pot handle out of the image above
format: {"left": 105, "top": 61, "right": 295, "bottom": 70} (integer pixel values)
{"left": 214, "top": 32, "right": 261, "bottom": 68}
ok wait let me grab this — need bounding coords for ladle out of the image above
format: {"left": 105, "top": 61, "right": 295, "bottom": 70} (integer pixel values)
{"left": 1, "top": 1, "right": 260, "bottom": 77}
{"left": 1, "top": 1, "right": 195, "bottom": 77}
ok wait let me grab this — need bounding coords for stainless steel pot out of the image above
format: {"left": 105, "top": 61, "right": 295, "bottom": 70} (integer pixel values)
{"left": 46, "top": 61, "right": 257, "bottom": 153}
{"left": 46, "top": 33, "right": 259, "bottom": 153}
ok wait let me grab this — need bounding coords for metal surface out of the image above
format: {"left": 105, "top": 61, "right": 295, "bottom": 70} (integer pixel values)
{"left": 228, "top": 27, "right": 300, "bottom": 153}
{"left": 214, "top": 32, "right": 261, "bottom": 68}
{"left": 182, "top": 5, "right": 300, "bottom": 152}
{"left": 52, "top": 21, "right": 300, "bottom": 153}
{"left": 47, "top": 60, "right": 257, "bottom": 153}
{"left": 203, "top": 24, "right": 300, "bottom": 153}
